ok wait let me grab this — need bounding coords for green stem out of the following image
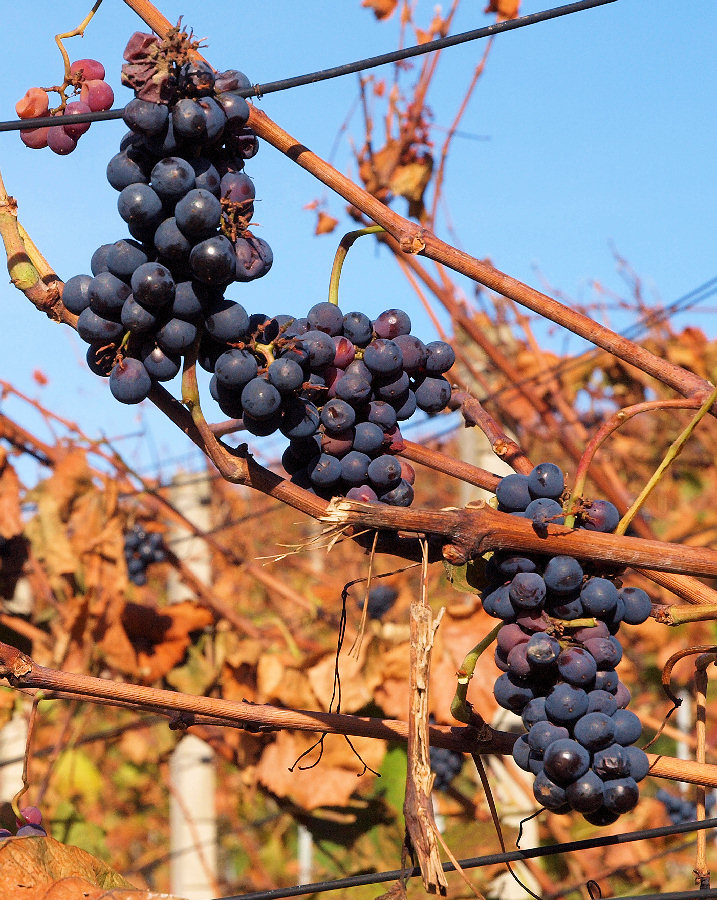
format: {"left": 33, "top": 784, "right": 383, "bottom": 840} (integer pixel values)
{"left": 615, "top": 384, "right": 717, "bottom": 535}
{"left": 450, "top": 622, "right": 501, "bottom": 724}
{"left": 327, "top": 225, "right": 385, "bottom": 306}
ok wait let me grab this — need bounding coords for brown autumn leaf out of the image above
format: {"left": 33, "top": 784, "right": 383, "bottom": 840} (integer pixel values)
{"left": 485, "top": 0, "right": 521, "bottom": 21}
{"left": 362, "top": 0, "right": 398, "bottom": 21}
{"left": 307, "top": 636, "right": 380, "bottom": 713}
{"left": 256, "top": 729, "right": 383, "bottom": 809}
{"left": 314, "top": 210, "right": 339, "bottom": 235}
{"left": 0, "top": 449, "right": 22, "bottom": 540}
{"left": 389, "top": 154, "right": 434, "bottom": 220}
{"left": 32, "top": 370, "right": 48, "bottom": 386}
{"left": 257, "top": 653, "right": 319, "bottom": 710}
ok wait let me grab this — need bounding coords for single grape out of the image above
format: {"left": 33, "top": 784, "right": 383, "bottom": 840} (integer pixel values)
{"left": 352, "top": 421, "right": 384, "bottom": 455}
{"left": 62, "top": 101, "right": 93, "bottom": 139}
{"left": 109, "top": 358, "right": 151, "bottom": 404}
{"left": 80, "top": 80, "right": 114, "bottom": 111}
{"left": 543, "top": 556, "right": 583, "bottom": 595}
{"left": 557, "top": 646, "right": 597, "bottom": 687}
{"left": 573, "top": 712, "right": 616, "bottom": 751}
{"left": 77, "top": 308, "right": 124, "bottom": 344}
{"left": 107, "top": 151, "right": 150, "bottom": 191}
{"left": 602, "top": 777, "right": 639, "bottom": 814}
{"left": 281, "top": 399, "right": 320, "bottom": 440}
{"left": 341, "top": 451, "right": 371, "bottom": 486}
{"left": 544, "top": 683, "right": 589, "bottom": 726}
{"left": 525, "top": 497, "right": 564, "bottom": 526}
{"left": 47, "top": 123, "right": 77, "bottom": 156}
{"left": 586, "top": 689, "right": 618, "bottom": 717}
{"left": 373, "top": 308, "right": 411, "bottom": 339}
{"left": 123, "top": 98, "right": 169, "bottom": 135}
{"left": 414, "top": 376, "right": 452, "bottom": 414}
{"left": 118, "top": 183, "right": 163, "bottom": 228}
{"left": 367, "top": 455, "right": 402, "bottom": 491}
{"left": 593, "top": 743, "right": 631, "bottom": 780}
{"left": 307, "top": 302, "right": 344, "bottom": 336}
{"left": 107, "top": 239, "right": 150, "bottom": 282}
{"left": 241, "top": 378, "right": 282, "bottom": 420}
{"left": 493, "top": 672, "right": 534, "bottom": 714}
{"left": 190, "top": 235, "right": 236, "bottom": 285}
{"left": 156, "top": 318, "right": 197, "bottom": 354}
{"left": 203, "top": 297, "right": 250, "bottom": 343}
{"left": 525, "top": 632, "right": 561, "bottom": 669}
{"left": 424, "top": 341, "right": 455, "bottom": 374}
{"left": 533, "top": 770, "right": 568, "bottom": 810}
{"left": 508, "top": 572, "right": 546, "bottom": 610}
{"left": 611, "top": 708, "right": 642, "bottom": 746}
{"left": 175, "top": 189, "right": 222, "bottom": 238}
{"left": 580, "top": 499, "right": 620, "bottom": 533}
{"left": 565, "top": 770, "right": 605, "bottom": 813}
{"left": 619, "top": 587, "right": 652, "bottom": 625}
{"left": 363, "top": 339, "right": 403, "bottom": 377}
{"left": 70, "top": 58, "right": 105, "bottom": 80}
{"left": 309, "top": 453, "right": 342, "bottom": 489}
{"left": 527, "top": 721, "right": 570, "bottom": 755}
{"left": 62, "top": 274, "right": 92, "bottom": 314}
{"left": 141, "top": 343, "right": 180, "bottom": 381}
{"left": 497, "top": 622, "right": 530, "bottom": 655}
{"left": 130, "top": 262, "right": 174, "bottom": 308}
{"left": 482, "top": 584, "right": 516, "bottom": 620}
{"left": 580, "top": 577, "right": 619, "bottom": 617}
{"left": 334, "top": 373, "right": 372, "bottom": 405}
{"left": 151, "top": 156, "right": 196, "bottom": 202}
{"left": 625, "top": 745, "right": 650, "bottom": 782}
{"left": 342, "top": 311, "right": 373, "bottom": 346}
{"left": 494, "top": 472, "right": 531, "bottom": 510}
{"left": 543, "top": 738, "right": 590, "bottom": 785}
{"left": 527, "top": 463, "right": 564, "bottom": 499}
{"left": 16, "top": 87, "right": 49, "bottom": 118}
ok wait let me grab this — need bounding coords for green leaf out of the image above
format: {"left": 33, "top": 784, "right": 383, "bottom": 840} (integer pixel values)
{"left": 443, "top": 555, "right": 488, "bottom": 593}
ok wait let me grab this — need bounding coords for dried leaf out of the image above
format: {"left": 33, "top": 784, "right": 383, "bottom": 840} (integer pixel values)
{"left": 484, "top": 0, "right": 521, "bottom": 20}
{"left": 362, "top": 0, "right": 398, "bottom": 21}
{"left": 0, "top": 451, "right": 23, "bottom": 540}
{"left": 315, "top": 211, "right": 339, "bottom": 236}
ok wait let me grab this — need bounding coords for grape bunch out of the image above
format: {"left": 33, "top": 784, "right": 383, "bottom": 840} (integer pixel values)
{"left": 66, "top": 29, "right": 270, "bottom": 406}
{"left": 656, "top": 788, "right": 715, "bottom": 825}
{"left": 484, "top": 463, "right": 653, "bottom": 825}
{"left": 124, "top": 524, "right": 165, "bottom": 586}
{"left": 0, "top": 806, "right": 47, "bottom": 839}
{"left": 430, "top": 745, "right": 464, "bottom": 792}
{"left": 16, "top": 59, "right": 114, "bottom": 154}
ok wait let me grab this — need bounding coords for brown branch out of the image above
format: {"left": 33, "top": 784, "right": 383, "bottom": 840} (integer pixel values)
{"left": 461, "top": 396, "right": 533, "bottom": 474}
{"left": 400, "top": 439, "right": 500, "bottom": 492}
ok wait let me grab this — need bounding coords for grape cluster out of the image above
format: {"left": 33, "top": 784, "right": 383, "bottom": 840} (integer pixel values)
{"left": 277, "top": 304, "right": 454, "bottom": 505}
{"left": 67, "top": 32, "right": 271, "bottom": 406}
{"left": 0, "top": 806, "right": 47, "bottom": 839}
{"left": 124, "top": 524, "right": 165, "bottom": 586}
{"left": 16, "top": 59, "right": 114, "bottom": 154}
{"left": 656, "top": 789, "right": 715, "bottom": 825}
{"left": 430, "top": 745, "right": 464, "bottom": 792}
{"left": 485, "top": 463, "right": 653, "bottom": 825}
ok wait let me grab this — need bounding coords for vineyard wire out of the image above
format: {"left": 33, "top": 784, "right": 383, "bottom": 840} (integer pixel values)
{"left": 209, "top": 816, "right": 717, "bottom": 900}
{"left": 0, "top": 0, "right": 619, "bottom": 133}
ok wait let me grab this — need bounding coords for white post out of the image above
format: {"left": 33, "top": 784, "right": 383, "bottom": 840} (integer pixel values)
{"left": 168, "top": 471, "right": 217, "bottom": 900}
{"left": 0, "top": 579, "right": 33, "bottom": 802}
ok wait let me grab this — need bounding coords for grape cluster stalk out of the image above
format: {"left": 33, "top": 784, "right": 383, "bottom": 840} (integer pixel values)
{"left": 63, "top": 29, "right": 456, "bottom": 508}
{"left": 485, "top": 463, "right": 652, "bottom": 825}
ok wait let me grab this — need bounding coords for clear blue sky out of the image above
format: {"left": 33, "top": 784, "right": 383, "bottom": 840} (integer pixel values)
{"left": 1, "top": 0, "right": 715, "bottom": 483}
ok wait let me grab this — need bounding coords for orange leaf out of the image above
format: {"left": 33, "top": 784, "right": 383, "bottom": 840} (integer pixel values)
{"left": 362, "top": 0, "right": 398, "bottom": 21}
{"left": 485, "top": 0, "right": 521, "bottom": 20}
{"left": 314, "top": 211, "right": 339, "bottom": 235}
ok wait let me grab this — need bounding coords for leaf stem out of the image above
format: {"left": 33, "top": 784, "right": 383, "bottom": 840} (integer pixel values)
{"left": 451, "top": 622, "right": 502, "bottom": 724}
{"left": 55, "top": 0, "right": 105, "bottom": 84}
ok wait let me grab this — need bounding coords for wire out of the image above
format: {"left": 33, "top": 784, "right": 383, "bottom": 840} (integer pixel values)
{"left": 0, "top": 0, "right": 619, "bottom": 133}
{"left": 213, "top": 816, "right": 717, "bottom": 900}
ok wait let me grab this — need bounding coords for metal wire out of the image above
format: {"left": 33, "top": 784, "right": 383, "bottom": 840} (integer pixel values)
{"left": 212, "top": 816, "right": 717, "bottom": 900}
{"left": 0, "top": 0, "right": 619, "bottom": 133}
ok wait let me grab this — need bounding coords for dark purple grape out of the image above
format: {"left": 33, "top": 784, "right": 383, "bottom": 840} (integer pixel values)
{"left": 603, "top": 777, "right": 639, "bottom": 814}
{"left": 508, "top": 572, "right": 546, "bottom": 610}
{"left": 241, "top": 378, "right": 281, "bottom": 420}
{"left": 492, "top": 555, "right": 538, "bottom": 580}
{"left": 528, "top": 463, "right": 565, "bottom": 499}
{"left": 587, "top": 690, "right": 618, "bottom": 717}
{"left": 543, "top": 556, "right": 583, "bottom": 595}
{"left": 393, "top": 390, "right": 417, "bottom": 421}
{"left": 280, "top": 398, "right": 320, "bottom": 440}
{"left": 527, "top": 721, "right": 570, "bottom": 755}
{"left": 179, "top": 60, "right": 215, "bottom": 96}
{"left": 175, "top": 188, "right": 222, "bottom": 238}
{"left": 107, "top": 239, "right": 149, "bottom": 282}
{"left": 380, "top": 479, "right": 415, "bottom": 507}
{"left": 123, "top": 97, "right": 169, "bottom": 135}
{"left": 582, "top": 636, "right": 622, "bottom": 670}
{"left": 580, "top": 577, "right": 619, "bottom": 617}
{"left": 512, "top": 734, "right": 532, "bottom": 772}
{"left": 545, "top": 683, "right": 589, "bottom": 725}
{"left": 170, "top": 281, "right": 206, "bottom": 321}
{"left": 267, "top": 358, "right": 304, "bottom": 393}
{"left": 547, "top": 595, "right": 584, "bottom": 621}
{"left": 151, "top": 156, "right": 196, "bottom": 203}
{"left": 190, "top": 235, "right": 236, "bottom": 285}
{"left": 424, "top": 341, "right": 455, "bottom": 374}
{"left": 493, "top": 673, "right": 534, "bottom": 713}
{"left": 525, "top": 497, "right": 564, "bottom": 526}
{"left": 214, "top": 349, "right": 258, "bottom": 388}
{"left": 89, "top": 272, "right": 132, "bottom": 316}
{"left": 543, "top": 738, "right": 590, "bottom": 785}
{"left": 299, "top": 330, "right": 337, "bottom": 370}
{"left": 307, "top": 302, "right": 344, "bottom": 336}
{"left": 506, "top": 642, "right": 531, "bottom": 678}
{"left": 614, "top": 681, "right": 631, "bottom": 709}
{"left": 62, "top": 274, "right": 92, "bottom": 314}
{"left": 153, "top": 217, "right": 191, "bottom": 263}
{"left": 497, "top": 623, "right": 530, "bottom": 655}
{"left": 335, "top": 374, "right": 372, "bottom": 405}
{"left": 495, "top": 473, "right": 531, "bottom": 511}
{"left": 156, "top": 318, "right": 197, "bottom": 354}
{"left": 373, "top": 308, "right": 411, "bottom": 339}
{"left": 121, "top": 296, "right": 157, "bottom": 332}
{"left": 91, "top": 243, "right": 112, "bottom": 275}
{"left": 215, "top": 69, "right": 252, "bottom": 92}
{"left": 593, "top": 743, "right": 631, "bottom": 780}
{"left": 220, "top": 171, "right": 255, "bottom": 205}
{"left": 243, "top": 411, "right": 282, "bottom": 437}
{"left": 580, "top": 499, "right": 620, "bottom": 533}
{"left": 191, "top": 158, "right": 221, "bottom": 196}
{"left": 107, "top": 150, "right": 150, "bottom": 191}
{"left": 414, "top": 375, "right": 452, "bottom": 414}
{"left": 340, "top": 451, "right": 371, "bottom": 486}
{"left": 172, "top": 97, "right": 207, "bottom": 140}
{"left": 198, "top": 97, "right": 226, "bottom": 142}
{"left": 583, "top": 807, "right": 620, "bottom": 826}
{"left": 109, "top": 358, "right": 151, "bottom": 404}
{"left": 525, "top": 632, "right": 561, "bottom": 669}
{"left": 619, "top": 587, "right": 652, "bottom": 625}
{"left": 204, "top": 297, "right": 250, "bottom": 343}
{"left": 521, "top": 696, "right": 547, "bottom": 729}
{"left": 320, "top": 399, "right": 356, "bottom": 434}
{"left": 557, "top": 647, "right": 597, "bottom": 687}
{"left": 574, "top": 712, "right": 615, "bottom": 751}
{"left": 77, "top": 308, "right": 124, "bottom": 344}
{"left": 309, "top": 453, "right": 342, "bottom": 489}
{"left": 363, "top": 339, "right": 403, "bottom": 377}
{"left": 367, "top": 455, "right": 402, "bottom": 490}
{"left": 572, "top": 621, "right": 610, "bottom": 644}
{"left": 141, "top": 343, "right": 180, "bottom": 381}
{"left": 533, "top": 770, "right": 568, "bottom": 810}
{"left": 594, "top": 669, "right": 619, "bottom": 693}
{"left": 483, "top": 584, "right": 516, "bottom": 620}
{"left": 16, "top": 824, "right": 47, "bottom": 837}
{"left": 215, "top": 91, "right": 250, "bottom": 128}
{"left": 367, "top": 401, "right": 397, "bottom": 430}
{"left": 342, "top": 311, "right": 373, "bottom": 346}
{"left": 352, "top": 421, "right": 384, "bottom": 455}
{"left": 625, "top": 746, "right": 650, "bottom": 782}
{"left": 130, "top": 262, "right": 174, "bottom": 309}
{"left": 86, "top": 344, "right": 114, "bottom": 376}
{"left": 391, "top": 334, "right": 427, "bottom": 374}
{"left": 566, "top": 770, "right": 604, "bottom": 813}
{"left": 611, "top": 709, "right": 641, "bottom": 746}
{"left": 118, "top": 182, "right": 163, "bottom": 227}
{"left": 234, "top": 235, "right": 273, "bottom": 281}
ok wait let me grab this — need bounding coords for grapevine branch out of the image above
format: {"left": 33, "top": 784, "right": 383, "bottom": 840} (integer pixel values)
{"left": 0, "top": 640, "right": 714, "bottom": 790}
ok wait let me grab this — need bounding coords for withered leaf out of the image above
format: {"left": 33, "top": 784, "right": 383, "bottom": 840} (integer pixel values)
{"left": 362, "top": 0, "right": 398, "bottom": 21}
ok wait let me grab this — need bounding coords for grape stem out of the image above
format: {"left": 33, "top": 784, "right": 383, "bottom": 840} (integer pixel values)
{"left": 450, "top": 622, "right": 502, "bottom": 725}
{"left": 327, "top": 225, "right": 385, "bottom": 306}
{"left": 54, "top": 0, "right": 105, "bottom": 85}
{"left": 615, "top": 383, "right": 717, "bottom": 536}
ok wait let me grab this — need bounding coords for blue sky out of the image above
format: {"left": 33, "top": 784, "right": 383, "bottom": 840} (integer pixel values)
{"left": 1, "top": 0, "right": 715, "bottom": 483}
